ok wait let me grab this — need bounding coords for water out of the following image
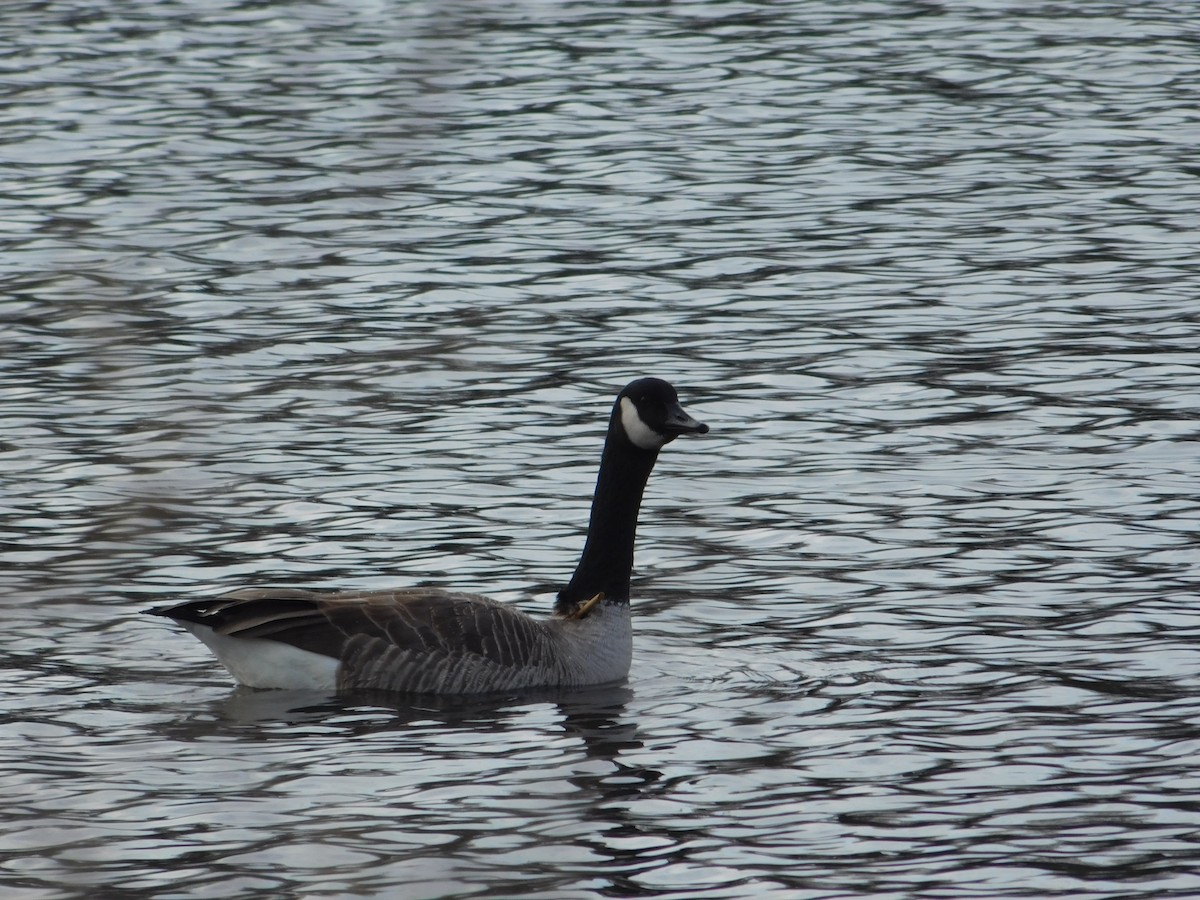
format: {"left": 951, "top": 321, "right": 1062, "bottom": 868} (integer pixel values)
{"left": 3, "top": 0, "right": 1200, "bottom": 896}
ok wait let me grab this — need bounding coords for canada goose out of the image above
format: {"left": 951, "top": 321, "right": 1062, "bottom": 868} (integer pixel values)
{"left": 149, "top": 377, "right": 708, "bottom": 695}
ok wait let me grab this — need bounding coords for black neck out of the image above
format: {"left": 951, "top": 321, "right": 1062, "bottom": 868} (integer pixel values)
{"left": 555, "top": 417, "right": 660, "bottom": 614}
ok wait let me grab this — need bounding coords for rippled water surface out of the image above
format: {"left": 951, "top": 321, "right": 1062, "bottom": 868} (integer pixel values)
{"left": 4, "top": 0, "right": 1200, "bottom": 897}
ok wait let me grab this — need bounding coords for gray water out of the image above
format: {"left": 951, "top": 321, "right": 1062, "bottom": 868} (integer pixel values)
{"left": 4, "top": 0, "right": 1200, "bottom": 897}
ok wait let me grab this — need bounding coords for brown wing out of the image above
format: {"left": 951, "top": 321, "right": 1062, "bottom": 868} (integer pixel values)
{"left": 153, "top": 587, "right": 552, "bottom": 672}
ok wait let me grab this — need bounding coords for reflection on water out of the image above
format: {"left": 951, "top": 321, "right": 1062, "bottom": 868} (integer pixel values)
{"left": 3, "top": 0, "right": 1200, "bottom": 897}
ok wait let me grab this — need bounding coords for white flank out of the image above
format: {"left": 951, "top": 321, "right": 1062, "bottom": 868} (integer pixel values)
{"left": 620, "top": 397, "right": 665, "bottom": 450}
{"left": 182, "top": 622, "right": 339, "bottom": 690}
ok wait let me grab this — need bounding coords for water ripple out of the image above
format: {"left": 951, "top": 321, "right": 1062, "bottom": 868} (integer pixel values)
{"left": 3, "top": 1, "right": 1200, "bottom": 897}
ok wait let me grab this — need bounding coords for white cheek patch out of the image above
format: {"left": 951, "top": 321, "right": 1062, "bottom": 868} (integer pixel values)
{"left": 620, "top": 397, "right": 665, "bottom": 450}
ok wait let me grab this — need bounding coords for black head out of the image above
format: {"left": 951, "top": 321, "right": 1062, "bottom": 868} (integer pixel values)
{"left": 615, "top": 377, "right": 709, "bottom": 451}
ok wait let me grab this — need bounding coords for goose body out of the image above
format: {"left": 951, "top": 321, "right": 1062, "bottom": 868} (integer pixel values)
{"left": 150, "top": 378, "right": 707, "bottom": 695}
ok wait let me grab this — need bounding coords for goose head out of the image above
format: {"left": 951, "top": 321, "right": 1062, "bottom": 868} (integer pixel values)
{"left": 616, "top": 377, "right": 709, "bottom": 452}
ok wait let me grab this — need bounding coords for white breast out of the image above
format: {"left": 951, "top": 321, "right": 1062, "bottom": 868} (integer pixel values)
{"left": 549, "top": 602, "right": 634, "bottom": 686}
